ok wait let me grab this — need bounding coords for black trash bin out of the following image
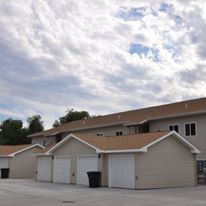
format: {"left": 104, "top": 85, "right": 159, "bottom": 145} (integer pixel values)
{"left": 87, "top": 171, "right": 101, "bottom": 188}
{"left": 1, "top": 168, "right": 9, "bottom": 179}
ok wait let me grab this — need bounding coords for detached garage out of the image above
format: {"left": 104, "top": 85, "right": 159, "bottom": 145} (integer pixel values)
{"left": 39, "top": 131, "right": 199, "bottom": 189}
{"left": 0, "top": 144, "right": 43, "bottom": 179}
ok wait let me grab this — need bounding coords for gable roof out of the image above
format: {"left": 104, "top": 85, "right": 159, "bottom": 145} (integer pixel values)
{"left": 35, "top": 144, "right": 56, "bottom": 156}
{"left": 0, "top": 144, "right": 44, "bottom": 157}
{"left": 47, "top": 131, "right": 200, "bottom": 154}
{"left": 29, "top": 97, "right": 206, "bottom": 138}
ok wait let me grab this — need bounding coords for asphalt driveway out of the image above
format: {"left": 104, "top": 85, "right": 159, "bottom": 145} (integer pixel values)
{"left": 0, "top": 179, "right": 206, "bottom": 206}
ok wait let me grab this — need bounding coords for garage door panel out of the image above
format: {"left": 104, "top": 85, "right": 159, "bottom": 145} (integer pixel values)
{"left": 37, "top": 156, "right": 52, "bottom": 182}
{"left": 109, "top": 154, "right": 135, "bottom": 189}
{"left": 77, "top": 156, "right": 98, "bottom": 186}
{"left": 53, "top": 157, "right": 70, "bottom": 184}
{"left": 0, "top": 158, "right": 9, "bottom": 169}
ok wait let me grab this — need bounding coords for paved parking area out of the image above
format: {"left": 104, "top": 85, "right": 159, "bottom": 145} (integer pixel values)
{"left": 0, "top": 179, "right": 206, "bottom": 206}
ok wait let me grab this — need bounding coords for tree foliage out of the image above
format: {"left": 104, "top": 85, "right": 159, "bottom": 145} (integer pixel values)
{"left": 27, "top": 115, "right": 44, "bottom": 135}
{"left": 53, "top": 109, "right": 91, "bottom": 127}
{"left": 0, "top": 115, "right": 44, "bottom": 145}
{"left": 0, "top": 119, "right": 30, "bottom": 145}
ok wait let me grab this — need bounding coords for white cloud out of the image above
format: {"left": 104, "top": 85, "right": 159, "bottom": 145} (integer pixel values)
{"left": 0, "top": 0, "right": 206, "bottom": 128}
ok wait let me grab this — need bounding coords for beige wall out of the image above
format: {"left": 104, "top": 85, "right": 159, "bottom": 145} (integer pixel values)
{"left": 101, "top": 154, "right": 108, "bottom": 186}
{"left": 9, "top": 147, "right": 40, "bottom": 179}
{"left": 32, "top": 125, "right": 131, "bottom": 146}
{"left": 135, "top": 136, "right": 196, "bottom": 189}
{"left": 53, "top": 138, "right": 98, "bottom": 184}
{"left": 150, "top": 114, "right": 206, "bottom": 160}
{"left": 72, "top": 125, "right": 130, "bottom": 137}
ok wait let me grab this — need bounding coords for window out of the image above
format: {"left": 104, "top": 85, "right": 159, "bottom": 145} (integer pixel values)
{"left": 139, "top": 124, "right": 150, "bottom": 133}
{"left": 197, "top": 160, "right": 206, "bottom": 174}
{"left": 96, "top": 133, "right": 103, "bottom": 136}
{"left": 55, "top": 135, "right": 62, "bottom": 143}
{"left": 43, "top": 139, "right": 48, "bottom": 147}
{"left": 169, "top": 124, "right": 179, "bottom": 133}
{"left": 185, "top": 123, "right": 196, "bottom": 136}
{"left": 115, "top": 131, "right": 123, "bottom": 136}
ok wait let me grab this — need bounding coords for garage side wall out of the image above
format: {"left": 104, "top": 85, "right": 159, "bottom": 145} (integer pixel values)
{"left": 53, "top": 138, "right": 97, "bottom": 184}
{"left": 135, "top": 137, "right": 196, "bottom": 189}
{"left": 9, "top": 147, "right": 40, "bottom": 179}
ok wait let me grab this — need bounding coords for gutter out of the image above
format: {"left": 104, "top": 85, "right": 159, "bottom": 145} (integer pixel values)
{"left": 29, "top": 109, "right": 206, "bottom": 137}
{"left": 124, "top": 110, "right": 206, "bottom": 126}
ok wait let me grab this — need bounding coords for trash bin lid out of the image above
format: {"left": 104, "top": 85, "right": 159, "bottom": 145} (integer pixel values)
{"left": 87, "top": 171, "right": 101, "bottom": 175}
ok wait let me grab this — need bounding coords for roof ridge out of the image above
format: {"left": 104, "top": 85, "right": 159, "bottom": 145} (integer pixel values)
{"left": 29, "top": 97, "right": 206, "bottom": 137}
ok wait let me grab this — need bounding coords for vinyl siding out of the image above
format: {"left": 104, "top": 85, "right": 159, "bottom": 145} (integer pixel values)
{"left": 32, "top": 125, "right": 131, "bottom": 146}
{"left": 9, "top": 147, "right": 40, "bottom": 179}
{"left": 66, "top": 125, "right": 130, "bottom": 137}
{"left": 53, "top": 138, "right": 98, "bottom": 184}
{"left": 135, "top": 137, "right": 196, "bottom": 189}
{"left": 150, "top": 114, "right": 206, "bottom": 160}
{"left": 101, "top": 154, "right": 109, "bottom": 186}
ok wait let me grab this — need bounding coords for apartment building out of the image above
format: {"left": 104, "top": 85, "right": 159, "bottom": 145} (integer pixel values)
{"left": 29, "top": 98, "right": 206, "bottom": 172}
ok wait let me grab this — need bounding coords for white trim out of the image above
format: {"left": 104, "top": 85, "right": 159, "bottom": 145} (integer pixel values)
{"left": 47, "top": 134, "right": 102, "bottom": 154}
{"left": 108, "top": 155, "right": 112, "bottom": 188}
{"left": 168, "top": 123, "right": 180, "bottom": 133}
{"left": 140, "top": 131, "right": 200, "bottom": 154}
{"left": 33, "top": 153, "right": 53, "bottom": 157}
{"left": 47, "top": 132, "right": 200, "bottom": 155}
{"left": 184, "top": 122, "right": 197, "bottom": 137}
{"left": 96, "top": 148, "right": 147, "bottom": 153}
{"left": 115, "top": 130, "right": 123, "bottom": 136}
{"left": 55, "top": 155, "right": 71, "bottom": 158}
{"left": 96, "top": 133, "right": 104, "bottom": 136}
{"left": 10, "top": 144, "right": 44, "bottom": 157}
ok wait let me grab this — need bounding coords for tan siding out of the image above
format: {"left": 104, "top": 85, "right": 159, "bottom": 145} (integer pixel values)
{"left": 32, "top": 125, "right": 130, "bottom": 145}
{"left": 53, "top": 138, "right": 97, "bottom": 184}
{"left": 69, "top": 125, "right": 130, "bottom": 137}
{"left": 9, "top": 147, "right": 40, "bottom": 179}
{"left": 150, "top": 114, "right": 206, "bottom": 160}
{"left": 135, "top": 137, "right": 196, "bottom": 189}
{"left": 101, "top": 154, "right": 108, "bottom": 186}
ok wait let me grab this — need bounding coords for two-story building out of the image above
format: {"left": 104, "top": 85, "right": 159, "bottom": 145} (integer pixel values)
{"left": 29, "top": 98, "right": 206, "bottom": 173}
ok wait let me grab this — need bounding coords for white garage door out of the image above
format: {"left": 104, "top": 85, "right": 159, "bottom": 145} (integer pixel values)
{"left": 109, "top": 154, "right": 135, "bottom": 189}
{"left": 37, "top": 156, "right": 52, "bottom": 182}
{"left": 53, "top": 156, "right": 70, "bottom": 184}
{"left": 77, "top": 155, "right": 98, "bottom": 185}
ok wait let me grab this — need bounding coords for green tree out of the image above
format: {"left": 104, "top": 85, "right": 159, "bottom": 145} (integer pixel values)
{"left": 0, "top": 118, "right": 30, "bottom": 145}
{"left": 27, "top": 115, "right": 44, "bottom": 135}
{"left": 53, "top": 109, "right": 91, "bottom": 127}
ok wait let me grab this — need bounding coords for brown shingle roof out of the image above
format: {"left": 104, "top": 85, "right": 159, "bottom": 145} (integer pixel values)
{"left": 0, "top": 144, "right": 34, "bottom": 156}
{"left": 29, "top": 97, "right": 206, "bottom": 138}
{"left": 36, "top": 144, "right": 56, "bottom": 154}
{"left": 74, "top": 131, "right": 170, "bottom": 151}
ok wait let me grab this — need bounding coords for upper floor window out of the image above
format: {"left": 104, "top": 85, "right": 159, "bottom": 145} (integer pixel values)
{"left": 43, "top": 139, "right": 48, "bottom": 147}
{"left": 139, "top": 124, "right": 150, "bottom": 133}
{"left": 185, "top": 123, "right": 196, "bottom": 136}
{"left": 55, "top": 134, "right": 62, "bottom": 143}
{"left": 96, "top": 133, "right": 103, "bottom": 136}
{"left": 169, "top": 124, "right": 179, "bottom": 133}
{"left": 116, "top": 131, "right": 123, "bottom": 136}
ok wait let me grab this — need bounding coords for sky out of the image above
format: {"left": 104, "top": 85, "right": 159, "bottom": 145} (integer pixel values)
{"left": 0, "top": 0, "right": 206, "bottom": 129}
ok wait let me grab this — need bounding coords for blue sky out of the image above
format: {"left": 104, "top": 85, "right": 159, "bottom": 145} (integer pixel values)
{"left": 0, "top": 0, "right": 206, "bottom": 128}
